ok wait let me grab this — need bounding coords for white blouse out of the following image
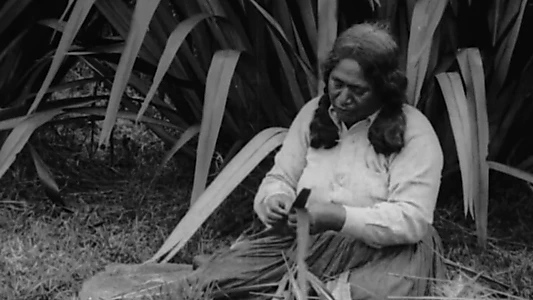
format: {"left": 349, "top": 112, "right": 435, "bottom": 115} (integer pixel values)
{"left": 253, "top": 96, "right": 444, "bottom": 248}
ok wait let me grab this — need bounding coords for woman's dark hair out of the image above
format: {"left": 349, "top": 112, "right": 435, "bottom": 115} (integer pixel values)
{"left": 309, "top": 22, "right": 407, "bottom": 156}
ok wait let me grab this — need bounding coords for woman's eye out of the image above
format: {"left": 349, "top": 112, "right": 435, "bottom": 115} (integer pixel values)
{"left": 352, "top": 87, "right": 369, "bottom": 97}
{"left": 332, "top": 79, "right": 343, "bottom": 88}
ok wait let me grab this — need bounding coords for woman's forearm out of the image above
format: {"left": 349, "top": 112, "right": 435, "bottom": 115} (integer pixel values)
{"left": 309, "top": 202, "right": 347, "bottom": 233}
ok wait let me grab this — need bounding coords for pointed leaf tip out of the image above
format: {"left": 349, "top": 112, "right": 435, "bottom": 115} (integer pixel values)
{"left": 98, "top": 0, "right": 162, "bottom": 146}
{"left": 29, "top": 0, "right": 97, "bottom": 115}
{"left": 137, "top": 13, "right": 215, "bottom": 122}
{"left": 189, "top": 49, "right": 241, "bottom": 205}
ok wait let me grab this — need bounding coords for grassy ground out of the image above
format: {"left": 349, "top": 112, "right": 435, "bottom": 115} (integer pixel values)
{"left": 0, "top": 125, "right": 532, "bottom": 299}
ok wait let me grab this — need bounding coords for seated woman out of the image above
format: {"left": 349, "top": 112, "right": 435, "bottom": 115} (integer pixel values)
{"left": 191, "top": 21, "right": 446, "bottom": 300}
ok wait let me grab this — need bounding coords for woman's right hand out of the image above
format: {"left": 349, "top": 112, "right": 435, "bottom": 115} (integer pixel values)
{"left": 258, "top": 194, "right": 293, "bottom": 226}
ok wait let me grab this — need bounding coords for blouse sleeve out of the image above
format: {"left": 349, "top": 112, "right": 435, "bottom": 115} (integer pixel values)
{"left": 339, "top": 113, "right": 444, "bottom": 248}
{"left": 253, "top": 98, "right": 318, "bottom": 224}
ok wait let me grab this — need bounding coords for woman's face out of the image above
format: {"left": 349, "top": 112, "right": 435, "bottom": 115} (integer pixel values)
{"left": 327, "top": 58, "right": 381, "bottom": 126}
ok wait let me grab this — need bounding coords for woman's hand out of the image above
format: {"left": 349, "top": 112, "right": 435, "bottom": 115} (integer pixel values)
{"left": 260, "top": 194, "right": 293, "bottom": 226}
{"left": 287, "top": 202, "right": 346, "bottom": 234}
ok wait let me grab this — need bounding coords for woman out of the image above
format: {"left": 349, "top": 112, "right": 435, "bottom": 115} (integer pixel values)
{"left": 192, "top": 22, "right": 445, "bottom": 299}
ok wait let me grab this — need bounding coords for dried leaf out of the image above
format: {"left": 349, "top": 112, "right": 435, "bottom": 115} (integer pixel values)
{"left": 29, "top": 144, "right": 64, "bottom": 206}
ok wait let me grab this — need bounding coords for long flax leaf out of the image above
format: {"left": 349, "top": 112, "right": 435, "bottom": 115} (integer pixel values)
{"left": 457, "top": 48, "right": 490, "bottom": 246}
{"left": 20, "top": 78, "right": 104, "bottom": 103}
{"left": 0, "top": 116, "right": 28, "bottom": 131}
{"left": 488, "top": 0, "right": 502, "bottom": 46}
{"left": 67, "top": 107, "right": 182, "bottom": 130}
{"left": 0, "top": 0, "right": 32, "bottom": 37}
{"left": 292, "top": 20, "right": 315, "bottom": 97}
{"left": 272, "top": 1, "right": 297, "bottom": 49}
{"left": 456, "top": 52, "right": 480, "bottom": 218}
{"left": 317, "top": 0, "right": 337, "bottom": 94}
{"left": 405, "top": 0, "right": 417, "bottom": 26}
{"left": 66, "top": 43, "right": 125, "bottom": 55}
{"left": 436, "top": 72, "right": 475, "bottom": 218}
{"left": 205, "top": 0, "right": 251, "bottom": 50}
{"left": 160, "top": 125, "right": 200, "bottom": 169}
{"left": 162, "top": 1, "right": 235, "bottom": 82}
{"left": 288, "top": 265, "right": 306, "bottom": 300}
{"left": 190, "top": 50, "right": 241, "bottom": 205}
{"left": 271, "top": 33, "right": 306, "bottom": 110}
{"left": 99, "top": 0, "right": 161, "bottom": 146}
{"left": 148, "top": 127, "right": 287, "bottom": 263}
{"left": 296, "top": 208, "right": 310, "bottom": 299}
{"left": 0, "top": 45, "right": 21, "bottom": 94}
{"left": 246, "top": 4, "right": 293, "bottom": 127}
{"left": 124, "top": 1, "right": 239, "bottom": 133}
{"left": 13, "top": 62, "right": 49, "bottom": 108}
{"left": 490, "top": 0, "right": 527, "bottom": 98}
{"left": 0, "top": 97, "right": 99, "bottom": 130}
{"left": 82, "top": 57, "right": 191, "bottom": 129}
{"left": 95, "top": 0, "right": 158, "bottom": 66}
{"left": 249, "top": 0, "right": 316, "bottom": 83}
{"left": 0, "top": 110, "right": 62, "bottom": 178}
{"left": 51, "top": 0, "right": 75, "bottom": 42}
{"left": 28, "top": 0, "right": 97, "bottom": 114}
{"left": 296, "top": 0, "right": 318, "bottom": 54}
{"left": 406, "top": 0, "right": 448, "bottom": 106}
{"left": 197, "top": 0, "right": 226, "bottom": 17}
{"left": 196, "top": 0, "right": 247, "bottom": 52}
{"left": 488, "top": 161, "right": 533, "bottom": 184}
{"left": 496, "top": 0, "right": 522, "bottom": 40}
{"left": 490, "top": 56, "right": 533, "bottom": 157}
{"left": 0, "top": 28, "right": 27, "bottom": 63}
{"left": 376, "top": 0, "right": 397, "bottom": 21}
{"left": 37, "top": 18, "right": 66, "bottom": 32}
{"left": 137, "top": 13, "right": 215, "bottom": 122}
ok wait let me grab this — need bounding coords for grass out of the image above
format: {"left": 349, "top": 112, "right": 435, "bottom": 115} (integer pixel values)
{"left": 434, "top": 173, "right": 533, "bottom": 299}
{"left": 1, "top": 122, "right": 532, "bottom": 300}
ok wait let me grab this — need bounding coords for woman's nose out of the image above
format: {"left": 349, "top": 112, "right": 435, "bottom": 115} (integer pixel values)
{"left": 337, "top": 88, "right": 354, "bottom": 104}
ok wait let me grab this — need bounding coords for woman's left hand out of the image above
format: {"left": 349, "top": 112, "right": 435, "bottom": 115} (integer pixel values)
{"left": 287, "top": 202, "right": 346, "bottom": 234}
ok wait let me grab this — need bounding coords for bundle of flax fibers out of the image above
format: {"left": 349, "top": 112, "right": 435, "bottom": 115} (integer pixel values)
{"left": 184, "top": 188, "right": 343, "bottom": 299}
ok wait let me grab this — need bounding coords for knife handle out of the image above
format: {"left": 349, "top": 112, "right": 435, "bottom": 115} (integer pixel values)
{"left": 292, "top": 188, "right": 311, "bottom": 209}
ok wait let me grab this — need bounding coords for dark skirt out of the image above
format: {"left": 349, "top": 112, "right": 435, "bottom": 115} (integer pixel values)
{"left": 186, "top": 225, "right": 446, "bottom": 300}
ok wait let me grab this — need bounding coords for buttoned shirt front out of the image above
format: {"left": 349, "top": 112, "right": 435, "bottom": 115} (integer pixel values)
{"left": 253, "top": 96, "right": 444, "bottom": 248}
